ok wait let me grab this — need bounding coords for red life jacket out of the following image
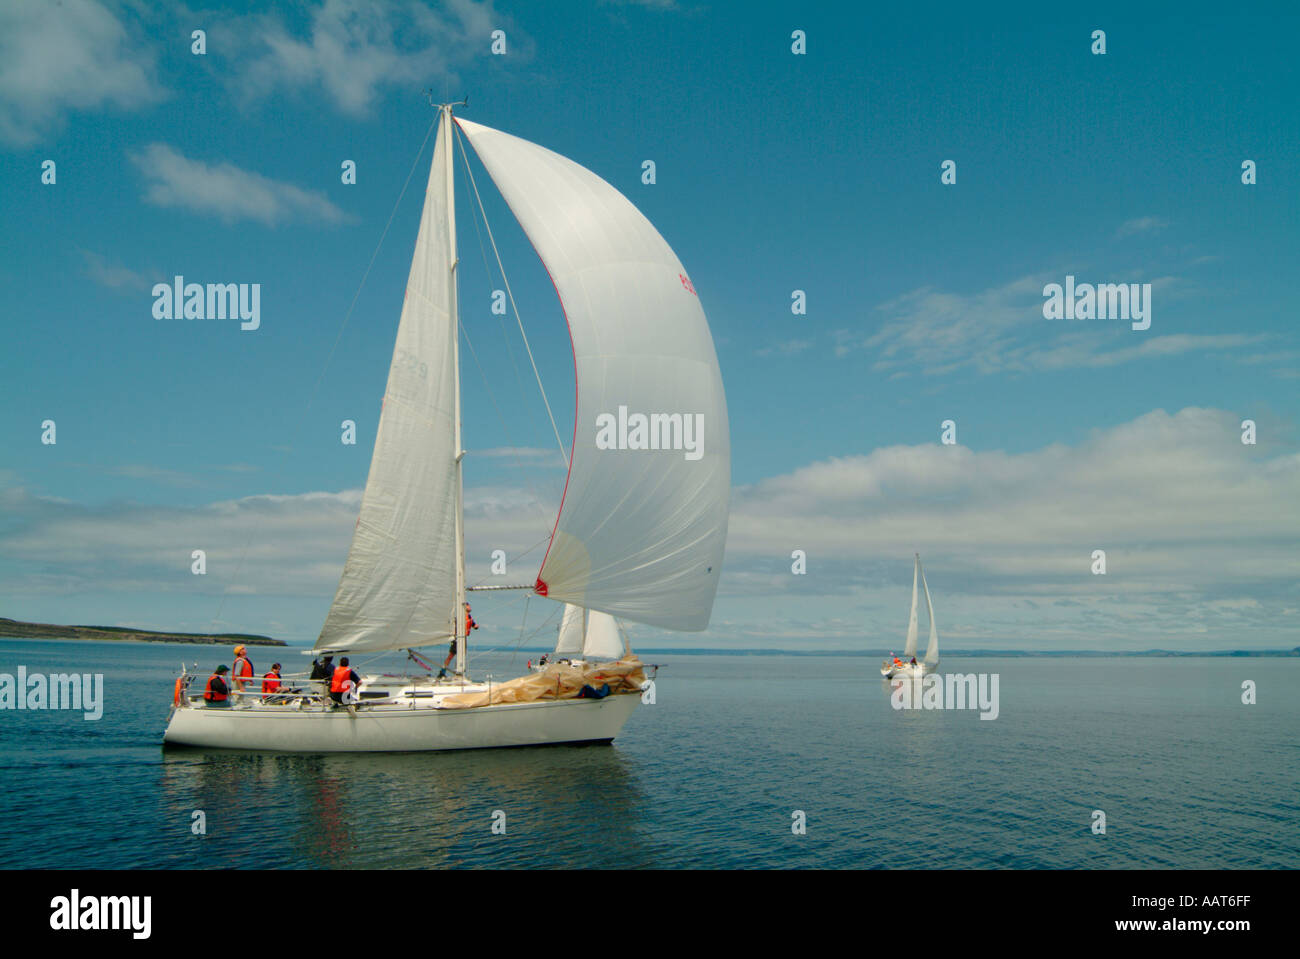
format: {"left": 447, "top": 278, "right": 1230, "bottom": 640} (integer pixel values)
{"left": 235, "top": 656, "right": 253, "bottom": 679}
{"left": 331, "top": 666, "right": 352, "bottom": 693}
{"left": 262, "top": 672, "right": 281, "bottom": 695}
{"left": 204, "top": 673, "right": 228, "bottom": 702}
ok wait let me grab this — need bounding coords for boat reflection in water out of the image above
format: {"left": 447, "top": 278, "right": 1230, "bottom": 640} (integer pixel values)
{"left": 159, "top": 743, "right": 650, "bottom": 868}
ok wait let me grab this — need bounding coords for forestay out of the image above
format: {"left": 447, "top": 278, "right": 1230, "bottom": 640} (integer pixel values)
{"left": 455, "top": 117, "right": 730, "bottom": 632}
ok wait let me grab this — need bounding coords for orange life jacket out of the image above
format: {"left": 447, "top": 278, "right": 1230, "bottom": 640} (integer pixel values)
{"left": 894, "top": 658, "right": 902, "bottom": 667}
{"left": 262, "top": 672, "right": 281, "bottom": 695}
{"left": 331, "top": 665, "right": 352, "bottom": 693}
{"left": 204, "top": 673, "right": 228, "bottom": 702}
{"left": 235, "top": 656, "right": 253, "bottom": 679}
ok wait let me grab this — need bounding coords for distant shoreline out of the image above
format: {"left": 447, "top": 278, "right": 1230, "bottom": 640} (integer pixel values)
{"left": 0, "top": 623, "right": 1293, "bottom": 657}
{"left": 0, "top": 618, "right": 287, "bottom": 647}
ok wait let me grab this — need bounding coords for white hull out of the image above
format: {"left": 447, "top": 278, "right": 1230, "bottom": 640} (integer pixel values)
{"left": 163, "top": 692, "right": 640, "bottom": 753}
{"left": 880, "top": 662, "right": 938, "bottom": 679}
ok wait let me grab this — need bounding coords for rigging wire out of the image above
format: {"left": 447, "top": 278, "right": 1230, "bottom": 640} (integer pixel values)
{"left": 456, "top": 127, "right": 536, "bottom": 450}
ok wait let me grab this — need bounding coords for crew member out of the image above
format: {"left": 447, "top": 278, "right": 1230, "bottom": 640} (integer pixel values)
{"left": 438, "top": 603, "right": 478, "bottom": 679}
{"left": 262, "top": 663, "right": 283, "bottom": 702}
{"left": 232, "top": 644, "right": 255, "bottom": 696}
{"left": 204, "top": 664, "right": 231, "bottom": 706}
{"left": 331, "top": 657, "right": 361, "bottom": 707}
{"left": 311, "top": 654, "right": 334, "bottom": 700}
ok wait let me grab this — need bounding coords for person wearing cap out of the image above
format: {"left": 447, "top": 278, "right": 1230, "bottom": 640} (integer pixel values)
{"left": 438, "top": 603, "right": 478, "bottom": 679}
{"left": 232, "top": 645, "right": 254, "bottom": 697}
{"left": 310, "top": 655, "right": 334, "bottom": 681}
{"left": 262, "top": 663, "right": 283, "bottom": 702}
{"left": 310, "top": 654, "right": 334, "bottom": 702}
{"left": 203, "top": 665, "right": 231, "bottom": 706}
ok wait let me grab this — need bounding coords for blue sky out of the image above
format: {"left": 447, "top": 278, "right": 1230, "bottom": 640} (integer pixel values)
{"left": 1, "top": 0, "right": 1297, "bottom": 651}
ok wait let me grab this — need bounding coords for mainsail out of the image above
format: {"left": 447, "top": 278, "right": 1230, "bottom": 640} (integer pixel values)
{"left": 455, "top": 118, "right": 730, "bottom": 632}
{"left": 903, "top": 555, "right": 920, "bottom": 658}
{"left": 315, "top": 113, "right": 460, "bottom": 654}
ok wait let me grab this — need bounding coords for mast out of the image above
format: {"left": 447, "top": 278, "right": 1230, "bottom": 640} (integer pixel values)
{"left": 445, "top": 103, "right": 467, "bottom": 677}
{"left": 904, "top": 553, "right": 920, "bottom": 657}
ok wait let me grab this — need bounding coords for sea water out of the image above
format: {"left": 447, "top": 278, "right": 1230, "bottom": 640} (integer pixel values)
{"left": 0, "top": 638, "right": 1294, "bottom": 869}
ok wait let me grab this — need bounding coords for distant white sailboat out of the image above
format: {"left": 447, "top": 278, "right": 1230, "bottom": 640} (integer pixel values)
{"left": 163, "top": 103, "right": 730, "bottom": 752}
{"left": 532, "top": 603, "right": 628, "bottom": 671}
{"left": 881, "top": 554, "right": 940, "bottom": 678}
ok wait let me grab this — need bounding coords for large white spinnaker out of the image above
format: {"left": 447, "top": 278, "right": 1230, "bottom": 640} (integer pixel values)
{"left": 455, "top": 118, "right": 730, "bottom": 632}
{"left": 922, "top": 566, "right": 940, "bottom": 667}
{"left": 315, "top": 113, "right": 460, "bottom": 654}
{"left": 903, "top": 554, "right": 920, "bottom": 658}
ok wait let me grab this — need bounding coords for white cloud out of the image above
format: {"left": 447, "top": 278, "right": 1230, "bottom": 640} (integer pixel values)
{"left": 82, "top": 250, "right": 151, "bottom": 293}
{"left": 131, "top": 143, "right": 349, "bottom": 225}
{"left": 1012, "top": 331, "right": 1269, "bottom": 371}
{"left": 690, "top": 408, "right": 1299, "bottom": 648}
{"left": 225, "top": 0, "right": 509, "bottom": 116}
{"left": 756, "top": 339, "right": 812, "bottom": 358}
{"left": 1116, "top": 215, "right": 1169, "bottom": 238}
{"left": 724, "top": 408, "right": 1299, "bottom": 626}
{"left": 3, "top": 408, "right": 1295, "bottom": 649}
{"left": 0, "top": 0, "right": 163, "bottom": 145}
{"left": 838, "top": 273, "right": 1259, "bottom": 375}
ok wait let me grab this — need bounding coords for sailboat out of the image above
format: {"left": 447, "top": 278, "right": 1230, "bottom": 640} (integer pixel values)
{"left": 534, "top": 604, "right": 627, "bottom": 669}
{"left": 162, "top": 103, "right": 730, "bottom": 751}
{"left": 880, "top": 554, "right": 939, "bottom": 678}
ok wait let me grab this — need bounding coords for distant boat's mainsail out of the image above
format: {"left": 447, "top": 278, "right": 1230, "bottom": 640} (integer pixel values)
{"left": 455, "top": 119, "right": 731, "bottom": 632}
{"left": 316, "top": 109, "right": 461, "bottom": 654}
